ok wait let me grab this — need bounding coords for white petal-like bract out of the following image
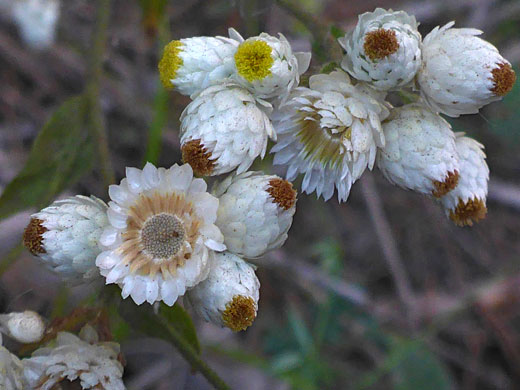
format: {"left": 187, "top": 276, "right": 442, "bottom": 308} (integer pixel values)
{"left": 187, "top": 251, "right": 260, "bottom": 332}
{"left": 213, "top": 171, "right": 297, "bottom": 258}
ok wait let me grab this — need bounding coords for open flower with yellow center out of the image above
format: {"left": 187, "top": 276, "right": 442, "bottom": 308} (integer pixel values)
{"left": 338, "top": 8, "right": 421, "bottom": 91}
{"left": 377, "top": 104, "right": 460, "bottom": 197}
{"left": 271, "top": 70, "right": 390, "bottom": 202}
{"left": 417, "top": 22, "right": 516, "bottom": 117}
{"left": 232, "top": 29, "right": 311, "bottom": 101}
{"left": 180, "top": 80, "right": 275, "bottom": 176}
{"left": 158, "top": 33, "right": 239, "bottom": 96}
{"left": 187, "top": 251, "right": 260, "bottom": 332}
{"left": 439, "top": 133, "right": 489, "bottom": 226}
{"left": 95, "top": 163, "right": 225, "bottom": 306}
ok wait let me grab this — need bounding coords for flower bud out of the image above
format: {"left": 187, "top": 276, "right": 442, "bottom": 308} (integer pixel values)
{"left": 0, "top": 311, "right": 45, "bottom": 344}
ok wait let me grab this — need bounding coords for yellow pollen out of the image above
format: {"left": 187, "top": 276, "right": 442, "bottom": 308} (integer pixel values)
{"left": 158, "top": 40, "right": 183, "bottom": 90}
{"left": 432, "top": 170, "right": 460, "bottom": 198}
{"left": 222, "top": 295, "right": 256, "bottom": 332}
{"left": 181, "top": 139, "right": 215, "bottom": 176}
{"left": 491, "top": 63, "right": 516, "bottom": 97}
{"left": 267, "top": 178, "right": 297, "bottom": 210}
{"left": 363, "top": 28, "right": 399, "bottom": 61}
{"left": 449, "top": 197, "right": 487, "bottom": 227}
{"left": 234, "top": 40, "right": 273, "bottom": 82}
{"left": 23, "top": 218, "right": 47, "bottom": 255}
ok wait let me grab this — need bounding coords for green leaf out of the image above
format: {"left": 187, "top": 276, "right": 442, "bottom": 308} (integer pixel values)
{"left": 120, "top": 300, "right": 200, "bottom": 354}
{"left": 159, "top": 303, "right": 201, "bottom": 354}
{"left": 330, "top": 25, "right": 345, "bottom": 39}
{"left": 0, "top": 96, "right": 94, "bottom": 219}
{"left": 391, "top": 340, "right": 454, "bottom": 390}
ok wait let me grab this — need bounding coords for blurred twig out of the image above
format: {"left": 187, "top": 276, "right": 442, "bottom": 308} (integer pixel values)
{"left": 360, "top": 174, "right": 417, "bottom": 329}
{"left": 86, "top": 0, "right": 115, "bottom": 187}
{"left": 489, "top": 178, "right": 520, "bottom": 210}
{"left": 260, "top": 249, "right": 370, "bottom": 307}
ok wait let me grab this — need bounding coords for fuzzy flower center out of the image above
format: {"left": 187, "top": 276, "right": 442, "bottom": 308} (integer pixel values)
{"left": 158, "top": 40, "right": 183, "bottom": 90}
{"left": 449, "top": 198, "right": 487, "bottom": 227}
{"left": 141, "top": 213, "right": 186, "bottom": 259}
{"left": 235, "top": 40, "right": 273, "bottom": 82}
{"left": 297, "top": 109, "right": 351, "bottom": 169}
{"left": 432, "top": 170, "right": 460, "bottom": 198}
{"left": 222, "top": 295, "right": 256, "bottom": 332}
{"left": 267, "top": 178, "right": 297, "bottom": 210}
{"left": 491, "top": 63, "right": 516, "bottom": 96}
{"left": 181, "top": 139, "right": 215, "bottom": 176}
{"left": 363, "top": 28, "right": 399, "bottom": 61}
{"left": 117, "top": 193, "right": 202, "bottom": 278}
{"left": 23, "top": 218, "right": 47, "bottom": 255}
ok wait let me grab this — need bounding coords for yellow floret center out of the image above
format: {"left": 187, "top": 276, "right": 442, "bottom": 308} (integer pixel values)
{"left": 158, "top": 40, "right": 183, "bottom": 90}
{"left": 222, "top": 295, "right": 256, "bottom": 332}
{"left": 235, "top": 40, "right": 273, "bottom": 82}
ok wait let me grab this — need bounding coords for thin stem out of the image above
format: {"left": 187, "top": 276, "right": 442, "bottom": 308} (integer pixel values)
{"left": 360, "top": 174, "right": 417, "bottom": 330}
{"left": 157, "top": 315, "right": 231, "bottom": 390}
{"left": 86, "top": 0, "right": 115, "bottom": 187}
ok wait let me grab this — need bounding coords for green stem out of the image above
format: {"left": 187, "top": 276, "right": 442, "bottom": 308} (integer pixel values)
{"left": 157, "top": 315, "right": 231, "bottom": 390}
{"left": 86, "top": 0, "right": 115, "bottom": 187}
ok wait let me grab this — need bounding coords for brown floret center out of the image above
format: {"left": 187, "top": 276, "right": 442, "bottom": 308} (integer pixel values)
{"left": 23, "top": 218, "right": 47, "bottom": 255}
{"left": 491, "top": 63, "right": 516, "bottom": 97}
{"left": 432, "top": 170, "right": 460, "bottom": 198}
{"left": 222, "top": 295, "right": 257, "bottom": 332}
{"left": 363, "top": 28, "right": 399, "bottom": 61}
{"left": 267, "top": 178, "right": 297, "bottom": 211}
{"left": 449, "top": 198, "right": 487, "bottom": 227}
{"left": 181, "top": 139, "right": 215, "bottom": 176}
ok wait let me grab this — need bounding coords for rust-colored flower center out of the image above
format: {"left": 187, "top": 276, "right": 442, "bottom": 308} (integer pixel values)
{"left": 222, "top": 295, "right": 257, "bottom": 332}
{"left": 363, "top": 28, "right": 399, "bottom": 61}
{"left": 449, "top": 197, "right": 487, "bottom": 227}
{"left": 491, "top": 63, "right": 516, "bottom": 97}
{"left": 181, "top": 139, "right": 215, "bottom": 176}
{"left": 267, "top": 178, "right": 297, "bottom": 211}
{"left": 432, "top": 170, "right": 460, "bottom": 198}
{"left": 23, "top": 218, "right": 47, "bottom": 255}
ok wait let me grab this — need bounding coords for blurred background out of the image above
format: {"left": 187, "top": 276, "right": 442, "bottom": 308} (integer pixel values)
{"left": 0, "top": 0, "right": 520, "bottom": 389}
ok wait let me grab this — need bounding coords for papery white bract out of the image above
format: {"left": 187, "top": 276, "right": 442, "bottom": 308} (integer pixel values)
{"left": 213, "top": 171, "right": 297, "bottom": 258}
{"left": 12, "top": 0, "right": 59, "bottom": 49}
{"left": 377, "top": 104, "right": 460, "bottom": 197}
{"left": 417, "top": 22, "right": 516, "bottom": 117}
{"left": 0, "top": 346, "right": 25, "bottom": 390}
{"left": 187, "top": 251, "right": 260, "bottom": 332}
{"left": 339, "top": 8, "right": 421, "bottom": 91}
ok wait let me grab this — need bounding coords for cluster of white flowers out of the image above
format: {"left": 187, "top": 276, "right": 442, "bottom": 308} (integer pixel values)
{"left": 22, "top": 8, "right": 516, "bottom": 340}
{"left": 272, "top": 8, "right": 514, "bottom": 227}
{"left": 0, "top": 316, "right": 126, "bottom": 390}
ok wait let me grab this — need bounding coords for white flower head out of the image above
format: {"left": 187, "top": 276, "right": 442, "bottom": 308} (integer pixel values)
{"left": 96, "top": 163, "right": 225, "bottom": 306}
{"left": 271, "top": 70, "right": 390, "bottom": 202}
{"left": 232, "top": 28, "right": 311, "bottom": 101}
{"left": 213, "top": 171, "right": 297, "bottom": 258}
{"left": 0, "top": 311, "right": 45, "bottom": 344}
{"left": 417, "top": 22, "right": 516, "bottom": 117}
{"left": 439, "top": 133, "right": 489, "bottom": 226}
{"left": 12, "top": 0, "right": 60, "bottom": 49}
{"left": 187, "top": 251, "right": 260, "bottom": 332}
{"left": 0, "top": 346, "right": 25, "bottom": 390}
{"left": 24, "top": 195, "right": 108, "bottom": 281}
{"left": 377, "top": 104, "right": 460, "bottom": 197}
{"left": 180, "top": 80, "right": 275, "bottom": 176}
{"left": 338, "top": 8, "right": 421, "bottom": 91}
{"left": 23, "top": 325, "right": 125, "bottom": 390}
{"left": 158, "top": 32, "right": 239, "bottom": 96}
